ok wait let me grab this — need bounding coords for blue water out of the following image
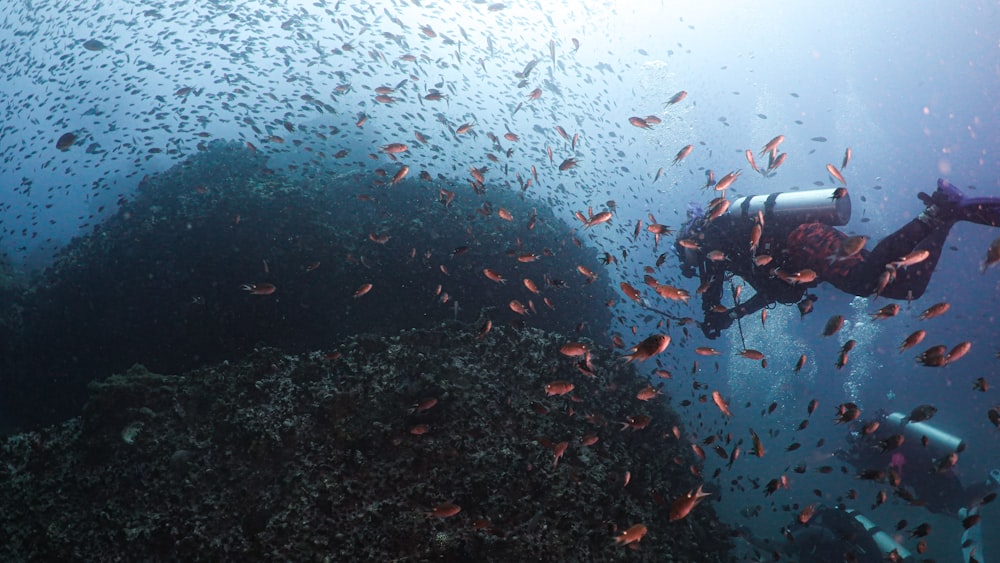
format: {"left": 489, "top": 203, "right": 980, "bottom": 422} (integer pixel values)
{"left": 2, "top": 1, "right": 998, "bottom": 560}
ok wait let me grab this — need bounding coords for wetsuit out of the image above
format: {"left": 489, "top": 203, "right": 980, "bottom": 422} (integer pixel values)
{"left": 689, "top": 211, "right": 955, "bottom": 338}
{"left": 786, "top": 217, "right": 946, "bottom": 300}
{"left": 689, "top": 212, "right": 807, "bottom": 329}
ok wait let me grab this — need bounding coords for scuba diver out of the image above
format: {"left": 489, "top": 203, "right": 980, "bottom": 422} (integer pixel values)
{"left": 675, "top": 179, "right": 1000, "bottom": 338}
{"left": 832, "top": 410, "right": 997, "bottom": 562}
{"left": 737, "top": 504, "right": 915, "bottom": 562}
{"left": 834, "top": 409, "right": 999, "bottom": 516}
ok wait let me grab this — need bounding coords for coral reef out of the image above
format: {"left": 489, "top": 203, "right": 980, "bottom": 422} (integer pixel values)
{"left": 0, "top": 322, "right": 730, "bottom": 561}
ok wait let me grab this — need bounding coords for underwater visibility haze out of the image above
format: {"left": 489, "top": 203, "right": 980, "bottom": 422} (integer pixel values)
{"left": 0, "top": 0, "right": 998, "bottom": 561}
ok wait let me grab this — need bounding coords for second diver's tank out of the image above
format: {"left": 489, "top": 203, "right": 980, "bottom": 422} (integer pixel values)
{"left": 883, "top": 412, "right": 965, "bottom": 460}
{"left": 843, "top": 508, "right": 914, "bottom": 562}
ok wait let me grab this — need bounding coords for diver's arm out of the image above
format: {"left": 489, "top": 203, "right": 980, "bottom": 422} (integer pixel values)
{"left": 702, "top": 291, "right": 773, "bottom": 339}
{"left": 728, "top": 291, "right": 771, "bottom": 321}
{"left": 699, "top": 259, "right": 726, "bottom": 312}
{"left": 699, "top": 267, "right": 732, "bottom": 339}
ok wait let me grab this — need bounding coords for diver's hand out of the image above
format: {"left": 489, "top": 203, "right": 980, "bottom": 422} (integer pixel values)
{"left": 701, "top": 309, "right": 733, "bottom": 339}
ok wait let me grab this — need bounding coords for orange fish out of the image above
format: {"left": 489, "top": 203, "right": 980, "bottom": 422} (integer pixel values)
{"left": 825, "top": 163, "right": 846, "bottom": 186}
{"left": 919, "top": 302, "right": 950, "bottom": 320}
{"left": 585, "top": 211, "right": 613, "bottom": 228}
{"left": 890, "top": 249, "right": 930, "bottom": 269}
{"left": 774, "top": 268, "right": 818, "bottom": 285}
{"left": 711, "top": 391, "right": 732, "bottom": 417}
{"left": 558, "top": 158, "right": 578, "bottom": 171}
{"left": 620, "top": 415, "right": 651, "bottom": 430}
{"left": 559, "top": 342, "right": 589, "bottom": 357}
{"left": 476, "top": 319, "right": 492, "bottom": 340}
{"left": 767, "top": 152, "right": 788, "bottom": 172}
{"left": 798, "top": 504, "right": 817, "bottom": 524}
{"left": 870, "top": 303, "right": 899, "bottom": 320}
{"left": 649, "top": 281, "right": 690, "bottom": 303}
{"left": 469, "top": 167, "right": 486, "bottom": 184}
{"left": 619, "top": 281, "right": 643, "bottom": 303}
{"left": 945, "top": 341, "right": 972, "bottom": 364}
{"left": 509, "top": 300, "right": 528, "bottom": 315}
{"left": 613, "top": 524, "right": 648, "bottom": 546}
{"left": 483, "top": 268, "right": 506, "bottom": 284}
{"left": 410, "top": 397, "right": 438, "bottom": 413}
{"left": 714, "top": 170, "right": 741, "bottom": 192}
{"left": 749, "top": 222, "right": 762, "bottom": 252}
{"left": 353, "top": 283, "right": 373, "bottom": 298}
{"left": 794, "top": 354, "right": 807, "bottom": 373}
{"left": 390, "top": 166, "right": 409, "bottom": 185}
{"left": 628, "top": 116, "right": 651, "bottom": 129}
{"left": 636, "top": 385, "right": 661, "bottom": 401}
{"left": 545, "top": 381, "right": 574, "bottom": 396}
{"left": 695, "top": 347, "right": 721, "bottom": 356}
{"left": 899, "top": 330, "right": 927, "bottom": 353}
{"left": 749, "top": 429, "right": 765, "bottom": 457}
{"left": 667, "top": 90, "right": 687, "bottom": 105}
{"left": 427, "top": 502, "right": 461, "bottom": 518}
{"left": 822, "top": 315, "right": 845, "bottom": 336}
{"left": 240, "top": 283, "right": 276, "bottom": 295}
{"left": 981, "top": 236, "right": 1000, "bottom": 272}
{"left": 759, "top": 135, "right": 784, "bottom": 158}
{"left": 380, "top": 143, "right": 408, "bottom": 154}
{"left": 552, "top": 441, "right": 568, "bottom": 467}
{"left": 669, "top": 485, "right": 710, "bottom": 522}
{"left": 745, "top": 149, "right": 759, "bottom": 173}
{"left": 622, "top": 334, "right": 670, "bottom": 363}
{"left": 523, "top": 278, "right": 541, "bottom": 294}
{"left": 672, "top": 144, "right": 693, "bottom": 166}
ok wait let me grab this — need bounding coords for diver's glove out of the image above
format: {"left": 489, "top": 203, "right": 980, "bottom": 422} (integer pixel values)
{"left": 701, "top": 309, "right": 734, "bottom": 339}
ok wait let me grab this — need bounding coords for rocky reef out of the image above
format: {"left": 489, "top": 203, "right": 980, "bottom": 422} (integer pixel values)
{"left": 0, "top": 322, "right": 731, "bottom": 561}
{"left": 1, "top": 141, "right": 614, "bottom": 431}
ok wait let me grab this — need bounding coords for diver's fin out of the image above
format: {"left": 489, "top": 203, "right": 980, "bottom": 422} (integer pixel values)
{"left": 919, "top": 179, "right": 1000, "bottom": 227}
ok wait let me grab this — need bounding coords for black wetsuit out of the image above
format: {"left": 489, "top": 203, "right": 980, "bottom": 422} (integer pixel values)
{"left": 688, "top": 214, "right": 949, "bottom": 327}
{"left": 689, "top": 213, "right": 805, "bottom": 321}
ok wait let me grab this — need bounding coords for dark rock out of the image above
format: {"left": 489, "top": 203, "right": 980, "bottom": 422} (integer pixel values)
{"left": 0, "top": 323, "right": 731, "bottom": 561}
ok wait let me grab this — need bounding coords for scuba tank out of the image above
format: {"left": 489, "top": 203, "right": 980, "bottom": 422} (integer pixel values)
{"left": 676, "top": 188, "right": 850, "bottom": 278}
{"left": 727, "top": 188, "right": 851, "bottom": 228}
{"left": 960, "top": 468, "right": 998, "bottom": 562}
{"left": 883, "top": 412, "right": 965, "bottom": 460}
{"left": 842, "top": 508, "right": 914, "bottom": 561}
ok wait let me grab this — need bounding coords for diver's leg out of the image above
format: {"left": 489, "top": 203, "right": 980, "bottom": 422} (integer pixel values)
{"left": 878, "top": 226, "right": 950, "bottom": 299}
{"left": 822, "top": 216, "right": 946, "bottom": 298}
{"left": 847, "top": 212, "right": 951, "bottom": 299}
{"left": 865, "top": 218, "right": 938, "bottom": 266}
{"left": 874, "top": 178, "right": 1000, "bottom": 298}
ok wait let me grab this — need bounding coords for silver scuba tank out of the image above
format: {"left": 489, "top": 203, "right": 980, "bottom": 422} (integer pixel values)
{"left": 883, "top": 412, "right": 965, "bottom": 460}
{"left": 843, "top": 508, "right": 913, "bottom": 561}
{"left": 727, "top": 188, "right": 851, "bottom": 227}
